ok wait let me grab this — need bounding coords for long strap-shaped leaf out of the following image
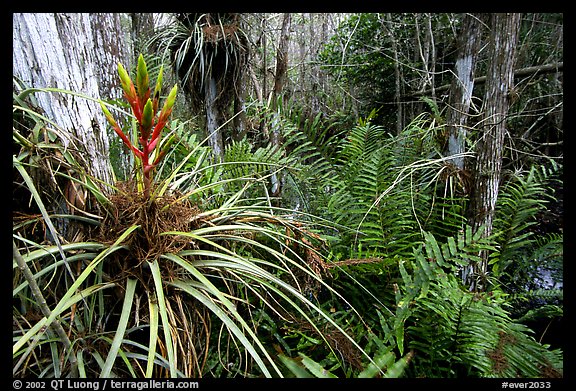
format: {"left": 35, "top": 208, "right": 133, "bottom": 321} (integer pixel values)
{"left": 13, "top": 225, "right": 140, "bottom": 356}
{"left": 13, "top": 252, "right": 97, "bottom": 297}
{"left": 165, "top": 230, "right": 377, "bottom": 366}
{"left": 13, "top": 282, "right": 115, "bottom": 376}
{"left": 12, "top": 242, "right": 104, "bottom": 268}
{"left": 149, "top": 260, "right": 178, "bottom": 378}
{"left": 13, "top": 240, "right": 75, "bottom": 376}
{"left": 14, "top": 155, "right": 73, "bottom": 278}
{"left": 166, "top": 248, "right": 378, "bottom": 377}
{"left": 169, "top": 279, "right": 275, "bottom": 378}
{"left": 162, "top": 253, "right": 278, "bottom": 377}
{"left": 146, "top": 293, "right": 159, "bottom": 378}
{"left": 100, "top": 278, "right": 137, "bottom": 378}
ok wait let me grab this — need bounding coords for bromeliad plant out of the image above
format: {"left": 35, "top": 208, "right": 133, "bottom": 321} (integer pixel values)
{"left": 100, "top": 54, "right": 177, "bottom": 198}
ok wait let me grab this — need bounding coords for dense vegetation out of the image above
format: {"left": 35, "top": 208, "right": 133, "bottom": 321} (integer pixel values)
{"left": 13, "top": 13, "right": 562, "bottom": 379}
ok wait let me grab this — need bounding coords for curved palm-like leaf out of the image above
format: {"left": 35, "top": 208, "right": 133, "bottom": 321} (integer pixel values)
{"left": 151, "top": 13, "right": 248, "bottom": 107}
{"left": 155, "top": 213, "right": 376, "bottom": 377}
{"left": 100, "top": 278, "right": 138, "bottom": 378}
{"left": 13, "top": 101, "right": 380, "bottom": 378}
{"left": 149, "top": 260, "right": 178, "bottom": 377}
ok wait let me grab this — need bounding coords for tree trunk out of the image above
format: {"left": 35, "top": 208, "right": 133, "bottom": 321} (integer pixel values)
{"left": 382, "top": 13, "right": 404, "bottom": 135}
{"left": 414, "top": 13, "right": 435, "bottom": 95}
{"left": 204, "top": 77, "right": 225, "bottom": 163}
{"left": 316, "top": 13, "right": 329, "bottom": 114}
{"left": 130, "top": 13, "right": 154, "bottom": 50}
{"left": 464, "top": 13, "right": 522, "bottom": 291}
{"left": 298, "top": 13, "right": 307, "bottom": 103}
{"left": 270, "top": 13, "right": 291, "bottom": 117}
{"left": 13, "top": 13, "right": 135, "bottom": 188}
{"left": 308, "top": 13, "right": 320, "bottom": 115}
{"left": 261, "top": 15, "right": 268, "bottom": 110}
{"left": 233, "top": 78, "right": 248, "bottom": 141}
{"left": 270, "top": 13, "right": 291, "bottom": 198}
{"left": 445, "top": 13, "right": 485, "bottom": 170}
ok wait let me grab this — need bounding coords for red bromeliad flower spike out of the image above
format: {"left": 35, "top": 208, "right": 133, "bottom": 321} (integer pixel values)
{"left": 100, "top": 54, "right": 177, "bottom": 198}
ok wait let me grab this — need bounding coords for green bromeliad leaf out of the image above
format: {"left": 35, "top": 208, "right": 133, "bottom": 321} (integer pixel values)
{"left": 136, "top": 54, "right": 150, "bottom": 102}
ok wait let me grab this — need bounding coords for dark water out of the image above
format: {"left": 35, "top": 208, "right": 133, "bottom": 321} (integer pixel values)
{"left": 520, "top": 266, "right": 563, "bottom": 350}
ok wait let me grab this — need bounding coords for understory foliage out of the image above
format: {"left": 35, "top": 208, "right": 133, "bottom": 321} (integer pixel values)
{"left": 253, "top": 100, "right": 563, "bottom": 378}
{"left": 400, "top": 229, "right": 562, "bottom": 377}
{"left": 13, "top": 63, "right": 563, "bottom": 377}
{"left": 13, "top": 75, "right": 399, "bottom": 378}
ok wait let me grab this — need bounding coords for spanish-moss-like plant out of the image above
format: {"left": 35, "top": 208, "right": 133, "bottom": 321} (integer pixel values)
{"left": 150, "top": 13, "right": 250, "bottom": 161}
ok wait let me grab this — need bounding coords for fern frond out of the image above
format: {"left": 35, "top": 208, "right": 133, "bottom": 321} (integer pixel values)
{"left": 493, "top": 163, "right": 561, "bottom": 276}
{"left": 398, "top": 230, "right": 563, "bottom": 378}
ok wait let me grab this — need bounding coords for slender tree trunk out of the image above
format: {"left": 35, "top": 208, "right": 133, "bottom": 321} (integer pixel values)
{"left": 316, "top": 13, "right": 329, "bottom": 114}
{"left": 464, "top": 13, "right": 522, "bottom": 291}
{"left": 261, "top": 15, "right": 268, "bottom": 107}
{"left": 130, "top": 13, "right": 154, "bottom": 50}
{"left": 204, "top": 77, "right": 224, "bottom": 163}
{"left": 270, "top": 13, "right": 291, "bottom": 118}
{"left": 381, "top": 13, "right": 404, "bottom": 135}
{"left": 269, "top": 13, "right": 291, "bottom": 198}
{"left": 249, "top": 66, "right": 263, "bottom": 103}
{"left": 445, "top": 13, "right": 485, "bottom": 170}
{"left": 13, "top": 13, "right": 134, "bottom": 188}
{"left": 299, "top": 13, "right": 307, "bottom": 105}
{"left": 233, "top": 78, "right": 248, "bottom": 141}
{"left": 255, "top": 14, "right": 270, "bottom": 140}
{"left": 426, "top": 14, "right": 436, "bottom": 100}
{"left": 308, "top": 13, "right": 320, "bottom": 114}
{"left": 414, "top": 13, "right": 435, "bottom": 95}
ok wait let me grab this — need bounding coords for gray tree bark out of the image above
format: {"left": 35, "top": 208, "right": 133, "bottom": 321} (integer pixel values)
{"left": 13, "top": 13, "right": 136, "bottom": 188}
{"left": 204, "top": 77, "right": 224, "bottom": 163}
{"left": 270, "top": 13, "right": 291, "bottom": 198}
{"left": 381, "top": 13, "right": 404, "bottom": 135}
{"left": 270, "top": 13, "right": 291, "bottom": 117}
{"left": 445, "top": 13, "right": 485, "bottom": 170}
{"left": 464, "top": 13, "right": 522, "bottom": 291}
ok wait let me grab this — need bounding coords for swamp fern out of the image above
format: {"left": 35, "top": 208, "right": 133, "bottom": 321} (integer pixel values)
{"left": 396, "top": 229, "right": 563, "bottom": 377}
